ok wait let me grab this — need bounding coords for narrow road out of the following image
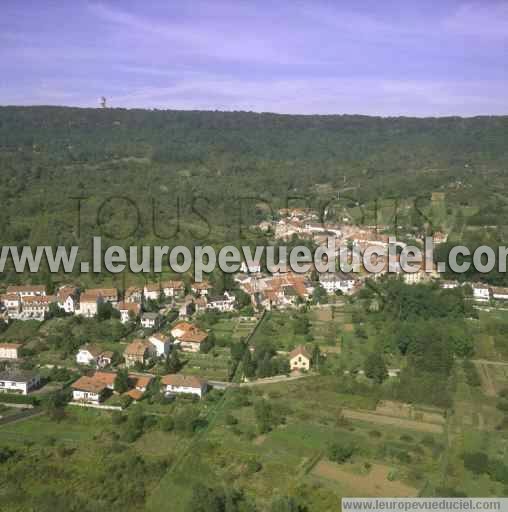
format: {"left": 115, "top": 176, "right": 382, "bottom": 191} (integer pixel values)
{"left": 471, "top": 358, "right": 508, "bottom": 367}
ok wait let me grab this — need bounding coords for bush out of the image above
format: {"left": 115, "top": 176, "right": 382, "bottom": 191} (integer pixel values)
{"left": 463, "top": 360, "right": 481, "bottom": 387}
{"left": 0, "top": 393, "right": 39, "bottom": 406}
{"left": 328, "top": 441, "right": 355, "bottom": 463}
{"left": 246, "top": 459, "right": 262, "bottom": 474}
{"left": 396, "top": 450, "right": 412, "bottom": 464}
{"left": 119, "top": 395, "right": 133, "bottom": 409}
{"left": 0, "top": 447, "right": 16, "bottom": 464}
{"left": 160, "top": 415, "right": 175, "bottom": 432}
{"left": 225, "top": 414, "right": 238, "bottom": 426}
{"left": 464, "top": 452, "right": 490, "bottom": 475}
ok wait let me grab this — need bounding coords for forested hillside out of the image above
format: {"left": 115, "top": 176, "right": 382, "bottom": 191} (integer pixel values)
{"left": 1, "top": 107, "right": 508, "bottom": 288}
{"left": 1, "top": 107, "right": 508, "bottom": 166}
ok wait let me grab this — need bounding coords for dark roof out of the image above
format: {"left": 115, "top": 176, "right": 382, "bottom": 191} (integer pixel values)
{"left": 0, "top": 370, "right": 39, "bottom": 382}
{"left": 141, "top": 312, "right": 159, "bottom": 319}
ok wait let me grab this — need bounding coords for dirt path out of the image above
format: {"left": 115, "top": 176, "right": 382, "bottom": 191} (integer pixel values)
{"left": 240, "top": 372, "right": 314, "bottom": 387}
{"left": 342, "top": 409, "right": 444, "bottom": 433}
{"left": 472, "top": 359, "right": 508, "bottom": 367}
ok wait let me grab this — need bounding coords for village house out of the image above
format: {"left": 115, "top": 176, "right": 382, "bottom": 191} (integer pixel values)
{"left": 116, "top": 302, "right": 140, "bottom": 324}
{"left": 0, "top": 343, "right": 22, "bottom": 360}
{"left": 161, "top": 374, "right": 207, "bottom": 398}
{"left": 289, "top": 346, "right": 311, "bottom": 371}
{"left": 472, "top": 283, "right": 491, "bottom": 302}
{"left": 171, "top": 322, "right": 194, "bottom": 339}
{"left": 126, "top": 373, "right": 153, "bottom": 400}
{"left": 143, "top": 283, "right": 161, "bottom": 301}
{"left": 125, "top": 286, "right": 143, "bottom": 303}
{"left": 76, "top": 345, "right": 114, "bottom": 368}
{"left": 93, "top": 371, "right": 117, "bottom": 390}
{"left": 440, "top": 280, "right": 460, "bottom": 289}
{"left": 492, "top": 287, "right": 508, "bottom": 300}
{"left": 432, "top": 231, "right": 448, "bottom": 245}
{"left": 191, "top": 281, "right": 213, "bottom": 296}
{"left": 161, "top": 280, "right": 185, "bottom": 299}
{"left": 89, "top": 288, "right": 118, "bottom": 305}
{"left": 1, "top": 294, "right": 21, "bottom": 319}
{"left": 78, "top": 288, "right": 119, "bottom": 317}
{"left": 194, "top": 296, "right": 208, "bottom": 314}
{"left": 123, "top": 339, "right": 154, "bottom": 368}
{"left": 171, "top": 322, "right": 208, "bottom": 352}
{"left": 128, "top": 373, "right": 153, "bottom": 393}
{"left": 20, "top": 295, "right": 56, "bottom": 321}
{"left": 78, "top": 292, "right": 100, "bottom": 318}
{"left": 57, "top": 286, "right": 79, "bottom": 313}
{"left": 319, "top": 272, "right": 357, "bottom": 294}
{"left": 240, "top": 261, "right": 262, "bottom": 274}
{"left": 257, "top": 272, "right": 312, "bottom": 310}
{"left": 71, "top": 376, "right": 108, "bottom": 404}
{"left": 76, "top": 345, "right": 101, "bottom": 365}
{"left": 140, "top": 311, "right": 160, "bottom": 329}
{"left": 98, "top": 351, "right": 114, "bottom": 368}
{"left": 206, "top": 291, "right": 236, "bottom": 312}
{"left": 0, "top": 370, "right": 41, "bottom": 395}
{"left": 148, "top": 332, "right": 172, "bottom": 357}
{"left": 178, "top": 328, "right": 208, "bottom": 352}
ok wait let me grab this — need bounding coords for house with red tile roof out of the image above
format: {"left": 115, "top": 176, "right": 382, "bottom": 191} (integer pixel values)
{"left": 123, "top": 339, "right": 154, "bottom": 368}
{"left": 71, "top": 376, "right": 108, "bottom": 404}
{"left": 161, "top": 374, "right": 207, "bottom": 398}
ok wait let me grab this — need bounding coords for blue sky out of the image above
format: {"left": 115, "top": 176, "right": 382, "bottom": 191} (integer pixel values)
{"left": 1, "top": 0, "right": 507, "bottom": 116}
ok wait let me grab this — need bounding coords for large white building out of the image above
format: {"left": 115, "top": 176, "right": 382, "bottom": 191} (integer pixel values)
{"left": 20, "top": 295, "right": 56, "bottom": 321}
{"left": 6, "top": 285, "right": 46, "bottom": 298}
{"left": 1, "top": 286, "right": 54, "bottom": 321}
{"left": 206, "top": 291, "right": 236, "bottom": 312}
{"left": 319, "top": 272, "right": 357, "bottom": 294}
{"left": 0, "top": 371, "right": 40, "bottom": 395}
{"left": 472, "top": 283, "right": 491, "bottom": 302}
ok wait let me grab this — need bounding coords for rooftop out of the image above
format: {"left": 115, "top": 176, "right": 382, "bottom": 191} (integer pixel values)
{"left": 0, "top": 370, "right": 39, "bottom": 382}
{"left": 161, "top": 374, "right": 205, "bottom": 388}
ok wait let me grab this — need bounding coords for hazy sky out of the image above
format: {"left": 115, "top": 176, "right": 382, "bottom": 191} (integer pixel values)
{"left": 1, "top": 0, "right": 507, "bottom": 116}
